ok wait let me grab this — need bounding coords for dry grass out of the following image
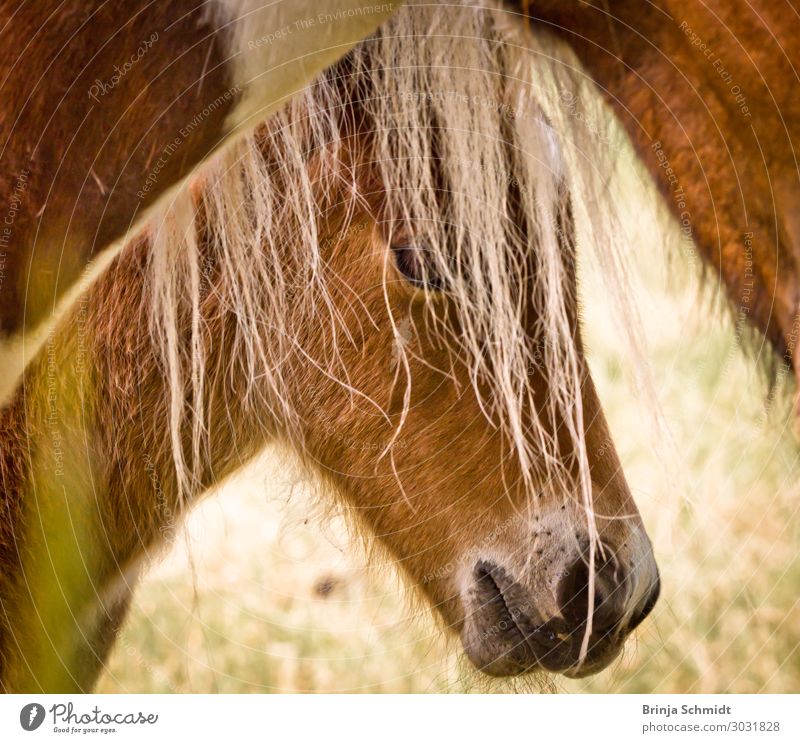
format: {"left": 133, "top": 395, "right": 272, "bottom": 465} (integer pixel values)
{"left": 96, "top": 174, "right": 800, "bottom": 694}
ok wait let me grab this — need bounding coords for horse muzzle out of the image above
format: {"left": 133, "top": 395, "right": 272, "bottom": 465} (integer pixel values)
{"left": 459, "top": 543, "right": 660, "bottom": 678}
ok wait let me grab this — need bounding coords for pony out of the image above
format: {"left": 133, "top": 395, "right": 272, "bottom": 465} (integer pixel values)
{"left": 0, "top": 1, "right": 659, "bottom": 692}
{"left": 515, "top": 0, "right": 800, "bottom": 392}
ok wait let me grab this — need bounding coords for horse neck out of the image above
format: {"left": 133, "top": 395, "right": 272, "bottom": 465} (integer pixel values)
{"left": 0, "top": 202, "right": 296, "bottom": 689}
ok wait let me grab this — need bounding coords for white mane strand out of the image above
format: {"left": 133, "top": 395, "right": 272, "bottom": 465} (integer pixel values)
{"left": 146, "top": 2, "right": 646, "bottom": 633}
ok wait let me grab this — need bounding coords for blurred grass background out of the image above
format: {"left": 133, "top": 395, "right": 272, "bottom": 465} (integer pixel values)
{"left": 96, "top": 163, "right": 800, "bottom": 694}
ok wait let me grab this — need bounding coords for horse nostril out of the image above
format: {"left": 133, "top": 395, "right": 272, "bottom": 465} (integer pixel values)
{"left": 556, "top": 550, "right": 627, "bottom": 635}
{"left": 473, "top": 560, "right": 506, "bottom": 608}
{"left": 557, "top": 556, "right": 588, "bottom": 626}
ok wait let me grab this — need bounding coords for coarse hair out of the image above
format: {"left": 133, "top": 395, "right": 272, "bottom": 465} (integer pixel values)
{"left": 146, "top": 1, "right": 646, "bottom": 639}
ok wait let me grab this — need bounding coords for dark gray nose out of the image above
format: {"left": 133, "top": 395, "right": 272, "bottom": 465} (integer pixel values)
{"left": 463, "top": 551, "right": 660, "bottom": 677}
{"left": 558, "top": 547, "right": 660, "bottom": 637}
{"left": 558, "top": 550, "right": 625, "bottom": 634}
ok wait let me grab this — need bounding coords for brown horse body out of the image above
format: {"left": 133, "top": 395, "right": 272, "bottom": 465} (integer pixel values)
{"left": 5, "top": 1, "right": 794, "bottom": 387}
{"left": 0, "top": 0, "right": 398, "bottom": 396}
{"left": 0, "top": 4, "right": 660, "bottom": 691}
{"left": 4, "top": 0, "right": 796, "bottom": 693}
{"left": 524, "top": 0, "right": 800, "bottom": 374}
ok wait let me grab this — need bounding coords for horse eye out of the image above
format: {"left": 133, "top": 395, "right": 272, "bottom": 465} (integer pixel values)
{"left": 391, "top": 243, "right": 443, "bottom": 291}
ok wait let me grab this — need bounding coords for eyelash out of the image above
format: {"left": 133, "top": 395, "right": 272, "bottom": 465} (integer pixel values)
{"left": 391, "top": 243, "right": 443, "bottom": 291}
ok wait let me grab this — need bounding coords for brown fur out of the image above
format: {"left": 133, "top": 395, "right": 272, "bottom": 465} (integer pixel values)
{"left": 0, "top": 0, "right": 235, "bottom": 335}
{"left": 0, "top": 116, "right": 646, "bottom": 690}
{"left": 0, "top": 2, "right": 664, "bottom": 691}
{"left": 519, "top": 0, "right": 800, "bottom": 370}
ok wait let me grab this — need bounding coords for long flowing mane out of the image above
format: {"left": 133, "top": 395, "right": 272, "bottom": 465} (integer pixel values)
{"left": 146, "top": 1, "right": 641, "bottom": 583}
{"left": 0, "top": 2, "right": 670, "bottom": 692}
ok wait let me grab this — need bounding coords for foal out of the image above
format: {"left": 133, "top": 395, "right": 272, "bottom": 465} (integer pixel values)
{"left": 0, "top": 2, "right": 658, "bottom": 691}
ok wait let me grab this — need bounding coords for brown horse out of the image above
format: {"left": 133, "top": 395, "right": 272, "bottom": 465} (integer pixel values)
{"left": 517, "top": 0, "right": 800, "bottom": 388}
{"left": 0, "top": 0, "right": 399, "bottom": 399}
{"left": 0, "top": 3, "right": 659, "bottom": 691}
